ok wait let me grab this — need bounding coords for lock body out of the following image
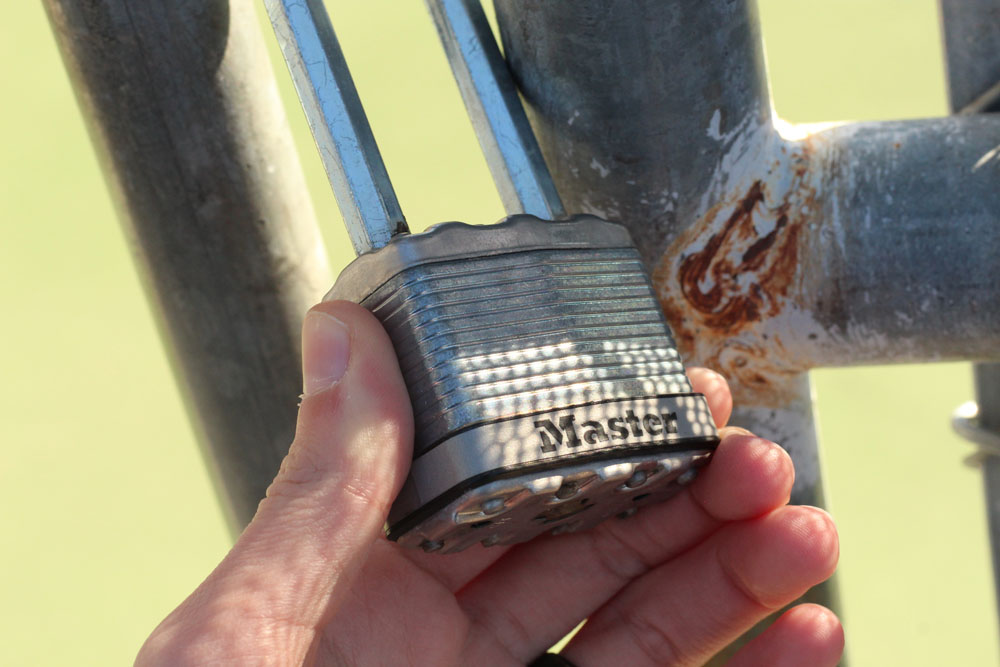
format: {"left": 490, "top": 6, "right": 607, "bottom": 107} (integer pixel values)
{"left": 327, "top": 214, "right": 719, "bottom": 553}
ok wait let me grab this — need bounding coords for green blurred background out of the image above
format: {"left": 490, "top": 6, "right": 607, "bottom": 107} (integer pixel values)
{"left": 1, "top": 1, "right": 995, "bottom": 664}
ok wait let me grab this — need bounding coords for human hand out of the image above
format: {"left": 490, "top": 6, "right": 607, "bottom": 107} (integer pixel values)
{"left": 137, "top": 301, "right": 842, "bottom": 666}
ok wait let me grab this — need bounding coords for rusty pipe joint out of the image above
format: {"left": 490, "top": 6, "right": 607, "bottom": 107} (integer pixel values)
{"left": 653, "top": 113, "right": 1000, "bottom": 405}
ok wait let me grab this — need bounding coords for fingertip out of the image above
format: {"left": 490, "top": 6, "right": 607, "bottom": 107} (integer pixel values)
{"left": 728, "top": 604, "right": 844, "bottom": 667}
{"left": 784, "top": 604, "right": 844, "bottom": 652}
{"left": 790, "top": 506, "right": 841, "bottom": 579}
{"left": 691, "top": 434, "right": 794, "bottom": 521}
{"left": 296, "top": 299, "right": 411, "bottom": 434}
{"left": 687, "top": 367, "right": 732, "bottom": 427}
{"left": 722, "top": 505, "right": 840, "bottom": 609}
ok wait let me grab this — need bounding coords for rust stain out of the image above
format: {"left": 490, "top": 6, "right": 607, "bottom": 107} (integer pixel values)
{"left": 676, "top": 180, "right": 801, "bottom": 331}
{"left": 653, "top": 142, "right": 819, "bottom": 404}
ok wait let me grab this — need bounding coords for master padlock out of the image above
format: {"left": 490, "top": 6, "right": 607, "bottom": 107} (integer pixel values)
{"left": 266, "top": 0, "right": 719, "bottom": 553}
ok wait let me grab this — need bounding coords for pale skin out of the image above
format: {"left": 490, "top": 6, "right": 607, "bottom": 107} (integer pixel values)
{"left": 137, "top": 301, "right": 843, "bottom": 666}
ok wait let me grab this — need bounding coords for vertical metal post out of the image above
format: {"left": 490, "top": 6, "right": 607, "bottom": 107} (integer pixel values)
{"left": 44, "top": 0, "right": 331, "bottom": 531}
{"left": 972, "top": 366, "right": 1000, "bottom": 634}
{"left": 494, "top": 0, "right": 773, "bottom": 268}
{"left": 940, "top": 0, "right": 1000, "bottom": 639}
{"left": 493, "top": 3, "right": 839, "bottom": 658}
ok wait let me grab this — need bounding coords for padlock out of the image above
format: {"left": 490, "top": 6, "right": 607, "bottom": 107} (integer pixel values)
{"left": 266, "top": 0, "right": 719, "bottom": 553}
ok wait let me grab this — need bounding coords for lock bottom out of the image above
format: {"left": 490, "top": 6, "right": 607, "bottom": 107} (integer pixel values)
{"left": 390, "top": 445, "right": 716, "bottom": 554}
{"left": 387, "top": 393, "right": 719, "bottom": 553}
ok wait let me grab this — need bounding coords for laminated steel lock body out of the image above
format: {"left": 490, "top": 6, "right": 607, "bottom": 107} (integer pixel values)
{"left": 328, "top": 215, "right": 718, "bottom": 552}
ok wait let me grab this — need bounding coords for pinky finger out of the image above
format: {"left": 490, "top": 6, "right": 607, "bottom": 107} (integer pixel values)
{"left": 726, "top": 604, "right": 844, "bottom": 667}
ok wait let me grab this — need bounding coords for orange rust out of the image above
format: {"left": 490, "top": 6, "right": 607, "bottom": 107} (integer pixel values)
{"left": 676, "top": 180, "right": 801, "bottom": 332}
{"left": 653, "top": 142, "right": 818, "bottom": 404}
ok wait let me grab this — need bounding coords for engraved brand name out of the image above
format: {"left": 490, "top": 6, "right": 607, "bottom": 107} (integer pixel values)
{"left": 534, "top": 410, "right": 679, "bottom": 453}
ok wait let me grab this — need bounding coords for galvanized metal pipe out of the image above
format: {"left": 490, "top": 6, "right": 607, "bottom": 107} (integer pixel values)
{"left": 655, "top": 115, "right": 1000, "bottom": 396}
{"left": 496, "top": 0, "right": 1000, "bottom": 655}
{"left": 971, "top": 365, "right": 1000, "bottom": 637}
{"left": 803, "top": 117, "right": 1000, "bottom": 364}
{"left": 490, "top": 0, "right": 994, "bottom": 659}
{"left": 44, "top": 0, "right": 331, "bottom": 530}
{"left": 492, "top": 0, "right": 830, "bottom": 493}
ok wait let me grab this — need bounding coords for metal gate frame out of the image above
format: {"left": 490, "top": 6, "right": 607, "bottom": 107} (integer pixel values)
{"left": 44, "top": 0, "right": 1000, "bottom": 656}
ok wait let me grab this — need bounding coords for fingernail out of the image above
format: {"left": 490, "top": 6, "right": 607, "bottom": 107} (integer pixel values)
{"left": 302, "top": 311, "right": 350, "bottom": 395}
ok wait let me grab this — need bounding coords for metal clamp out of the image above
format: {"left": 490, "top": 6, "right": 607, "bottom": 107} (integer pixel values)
{"left": 953, "top": 401, "right": 1000, "bottom": 467}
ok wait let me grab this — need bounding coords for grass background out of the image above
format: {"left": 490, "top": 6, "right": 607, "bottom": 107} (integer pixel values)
{"left": 1, "top": 0, "right": 995, "bottom": 664}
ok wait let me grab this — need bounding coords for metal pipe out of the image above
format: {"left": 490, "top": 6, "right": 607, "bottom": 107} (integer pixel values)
{"left": 494, "top": 1, "right": 1000, "bottom": 390}
{"left": 265, "top": 0, "right": 408, "bottom": 255}
{"left": 425, "top": 0, "right": 566, "bottom": 220}
{"left": 44, "top": 0, "right": 331, "bottom": 530}
{"left": 494, "top": 0, "right": 773, "bottom": 268}
{"left": 802, "top": 117, "right": 1000, "bottom": 364}
{"left": 496, "top": 0, "right": 1000, "bottom": 656}
{"left": 654, "top": 115, "right": 1000, "bottom": 397}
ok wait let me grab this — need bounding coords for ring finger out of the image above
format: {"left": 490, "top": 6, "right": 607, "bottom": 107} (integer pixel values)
{"left": 560, "top": 505, "right": 839, "bottom": 667}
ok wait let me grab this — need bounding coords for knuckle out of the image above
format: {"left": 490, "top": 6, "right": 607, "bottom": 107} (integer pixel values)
{"left": 717, "top": 545, "right": 774, "bottom": 611}
{"left": 617, "top": 602, "right": 686, "bottom": 666}
{"left": 587, "top": 524, "right": 655, "bottom": 584}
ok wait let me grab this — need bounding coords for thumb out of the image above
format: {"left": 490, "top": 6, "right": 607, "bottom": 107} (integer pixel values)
{"left": 138, "top": 301, "right": 413, "bottom": 665}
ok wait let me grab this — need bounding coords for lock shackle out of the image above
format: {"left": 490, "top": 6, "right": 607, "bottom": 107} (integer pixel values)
{"left": 426, "top": 0, "right": 566, "bottom": 222}
{"left": 265, "top": 0, "right": 566, "bottom": 256}
{"left": 265, "top": 0, "right": 408, "bottom": 256}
